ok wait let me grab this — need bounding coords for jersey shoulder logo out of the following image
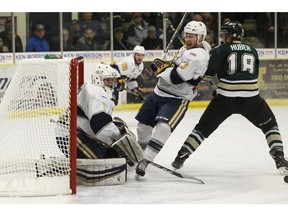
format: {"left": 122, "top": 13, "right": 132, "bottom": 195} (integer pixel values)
{"left": 180, "top": 62, "right": 189, "bottom": 70}
{"left": 121, "top": 63, "right": 128, "bottom": 71}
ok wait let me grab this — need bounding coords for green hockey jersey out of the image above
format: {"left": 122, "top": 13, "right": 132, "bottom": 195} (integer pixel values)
{"left": 206, "top": 41, "right": 259, "bottom": 97}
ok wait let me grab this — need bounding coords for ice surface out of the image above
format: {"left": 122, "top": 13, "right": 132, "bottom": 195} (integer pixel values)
{"left": 1, "top": 106, "right": 288, "bottom": 215}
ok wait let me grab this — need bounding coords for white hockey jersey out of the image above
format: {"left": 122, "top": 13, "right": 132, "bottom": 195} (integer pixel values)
{"left": 114, "top": 55, "right": 144, "bottom": 90}
{"left": 155, "top": 42, "right": 211, "bottom": 101}
{"left": 77, "top": 82, "right": 121, "bottom": 145}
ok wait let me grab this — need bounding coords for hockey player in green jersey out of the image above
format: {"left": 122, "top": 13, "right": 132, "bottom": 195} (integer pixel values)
{"left": 171, "top": 21, "right": 288, "bottom": 175}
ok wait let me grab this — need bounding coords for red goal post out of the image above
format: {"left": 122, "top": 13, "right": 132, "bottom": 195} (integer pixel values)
{"left": 0, "top": 56, "right": 83, "bottom": 196}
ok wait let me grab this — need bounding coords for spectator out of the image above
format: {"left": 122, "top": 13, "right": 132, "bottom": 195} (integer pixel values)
{"left": 5, "top": 27, "right": 23, "bottom": 52}
{"left": 0, "top": 18, "right": 23, "bottom": 52}
{"left": 0, "top": 36, "right": 9, "bottom": 52}
{"left": 141, "top": 25, "right": 163, "bottom": 50}
{"left": 157, "top": 12, "right": 182, "bottom": 49}
{"left": 79, "top": 12, "right": 105, "bottom": 45}
{"left": 242, "top": 30, "right": 265, "bottom": 48}
{"left": 141, "top": 12, "right": 159, "bottom": 27}
{"left": 222, "top": 17, "right": 231, "bottom": 25}
{"left": 113, "top": 27, "right": 128, "bottom": 50}
{"left": 25, "top": 24, "right": 50, "bottom": 52}
{"left": 126, "top": 13, "right": 149, "bottom": 49}
{"left": 201, "top": 12, "right": 216, "bottom": 41}
{"left": 70, "top": 19, "right": 82, "bottom": 46}
{"left": 193, "top": 13, "right": 203, "bottom": 22}
{"left": 0, "top": 18, "right": 11, "bottom": 40}
{"left": 205, "top": 33, "right": 216, "bottom": 48}
{"left": 74, "top": 27, "right": 102, "bottom": 51}
{"left": 278, "top": 13, "right": 288, "bottom": 47}
{"left": 256, "top": 13, "right": 275, "bottom": 48}
{"left": 62, "top": 28, "right": 74, "bottom": 51}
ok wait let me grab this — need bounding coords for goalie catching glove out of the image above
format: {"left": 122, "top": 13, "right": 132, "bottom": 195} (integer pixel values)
{"left": 151, "top": 58, "right": 170, "bottom": 75}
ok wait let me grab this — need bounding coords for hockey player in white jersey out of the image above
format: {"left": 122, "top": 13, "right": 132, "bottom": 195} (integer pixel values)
{"left": 135, "top": 21, "right": 211, "bottom": 177}
{"left": 77, "top": 63, "right": 143, "bottom": 166}
{"left": 110, "top": 45, "right": 145, "bottom": 104}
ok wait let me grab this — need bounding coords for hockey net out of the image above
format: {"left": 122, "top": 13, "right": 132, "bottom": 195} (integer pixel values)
{"left": 0, "top": 56, "right": 83, "bottom": 196}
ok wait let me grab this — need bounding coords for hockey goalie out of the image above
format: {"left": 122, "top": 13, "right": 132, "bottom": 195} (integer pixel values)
{"left": 76, "top": 63, "right": 144, "bottom": 185}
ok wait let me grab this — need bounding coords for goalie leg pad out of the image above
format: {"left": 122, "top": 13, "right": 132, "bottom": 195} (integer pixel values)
{"left": 76, "top": 158, "right": 127, "bottom": 186}
{"left": 112, "top": 133, "right": 144, "bottom": 167}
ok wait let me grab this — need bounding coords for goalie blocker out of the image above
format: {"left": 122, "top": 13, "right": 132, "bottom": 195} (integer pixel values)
{"left": 112, "top": 121, "right": 144, "bottom": 166}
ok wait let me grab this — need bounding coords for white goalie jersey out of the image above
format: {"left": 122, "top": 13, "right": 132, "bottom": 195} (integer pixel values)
{"left": 114, "top": 55, "right": 144, "bottom": 90}
{"left": 155, "top": 42, "right": 211, "bottom": 101}
{"left": 77, "top": 82, "right": 121, "bottom": 145}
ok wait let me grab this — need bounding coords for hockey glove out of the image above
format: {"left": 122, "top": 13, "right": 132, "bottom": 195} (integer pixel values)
{"left": 202, "top": 75, "right": 213, "bottom": 82}
{"left": 131, "top": 87, "right": 141, "bottom": 94}
{"left": 151, "top": 58, "right": 170, "bottom": 75}
{"left": 202, "top": 76, "right": 217, "bottom": 97}
{"left": 116, "top": 76, "right": 126, "bottom": 91}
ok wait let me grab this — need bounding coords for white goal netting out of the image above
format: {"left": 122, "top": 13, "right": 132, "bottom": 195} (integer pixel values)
{"left": 0, "top": 58, "right": 81, "bottom": 196}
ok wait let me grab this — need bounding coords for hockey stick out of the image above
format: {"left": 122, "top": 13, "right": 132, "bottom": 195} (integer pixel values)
{"left": 162, "top": 12, "right": 189, "bottom": 60}
{"left": 209, "top": 80, "right": 217, "bottom": 96}
{"left": 125, "top": 88, "right": 146, "bottom": 100}
{"left": 161, "top": 12, "right": 185, "bottom": 46}
{"left": 207, "top": 79, "right": 217, "bottom": 97}
{"left": 150, "top": 13, "right": 188, "bottom": 74}
{"left": 142, "top": 159, "right": 204, "bottom": 184}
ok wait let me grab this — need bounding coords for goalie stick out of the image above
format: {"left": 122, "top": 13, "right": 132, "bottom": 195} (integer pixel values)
{"left": 141, "top": 159, "right": 204, "bottom": 184}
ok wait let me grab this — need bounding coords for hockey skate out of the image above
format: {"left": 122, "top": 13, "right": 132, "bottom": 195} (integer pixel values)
{"left": 171, "top": 148, "right": 190, "bottom": 170}
{"left": 135, "top": 159, "right": 148, "bottom": 177}
{"left": 270, "top": 149, "right": 288, "bottom": 175}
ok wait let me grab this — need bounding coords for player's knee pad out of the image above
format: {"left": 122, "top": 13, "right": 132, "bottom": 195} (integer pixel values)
{"left": 137, "top": 122, "right": 153, "bottom": 149}
{"left": 152, "top": 121, "right": 171, "bottom": 144}
{"left": 112, "top": 132, "right": 144, "bottom": 167}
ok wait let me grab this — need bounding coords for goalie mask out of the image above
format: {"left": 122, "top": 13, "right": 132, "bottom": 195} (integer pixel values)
{"left": 184, "top": 21, "right": 207, "bottom": 44}
{"left": 91, "top": 63, "right": 120, "bottom": 98}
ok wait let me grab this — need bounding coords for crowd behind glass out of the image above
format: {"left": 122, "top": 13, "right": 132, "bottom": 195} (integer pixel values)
{"left": 1, "top": 12, "right": 288, "bottom": 54}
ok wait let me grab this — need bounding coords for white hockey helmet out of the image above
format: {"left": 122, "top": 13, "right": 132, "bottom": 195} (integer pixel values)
{"left": 133, "top": 45, "right": 145, "bottom": 55}
{"left": 184, "top": 21, "right": 207, "bottom": 41}
{"left": 91, "top": 63, "right": 120, "bottom": 89}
